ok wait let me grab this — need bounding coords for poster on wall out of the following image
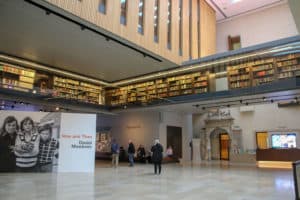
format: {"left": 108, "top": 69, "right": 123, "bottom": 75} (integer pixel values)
{"left": 58, "top": 113, "right": 96, "bottom": 173}
{"left": 0, "top": 111, "right": 96, "bottom": 173}
{"left": 96, "top": 132, "right": 111, "bottom": 153}
{"left": 0, "top": 111, "right": 60, "bottom": 173}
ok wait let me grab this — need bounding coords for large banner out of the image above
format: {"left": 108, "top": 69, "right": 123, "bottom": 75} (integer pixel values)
{"left": 0, "top": 111, "right": 96, "bottom": 173}
{"left": 58, "top": 113, "right": 96, "bottom": 173}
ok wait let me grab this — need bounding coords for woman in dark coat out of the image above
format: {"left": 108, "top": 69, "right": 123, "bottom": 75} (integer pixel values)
{"left": 151, "top": 139, "right": 163, "bottom": 174}
{"left": 0, "top": 116, "right": 19, "bottom": 172}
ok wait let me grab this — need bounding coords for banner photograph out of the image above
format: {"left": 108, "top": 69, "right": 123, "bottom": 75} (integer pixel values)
{"left": 0, "top": 111, "right": 60, "bottom": 172}
{"left": 0, "top": 111, "right": 96, "bottom": 173}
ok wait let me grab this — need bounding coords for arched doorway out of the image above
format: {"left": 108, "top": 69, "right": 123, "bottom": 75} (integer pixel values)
{"left": 210, "top": 127, "right": 230, "bottom": 160}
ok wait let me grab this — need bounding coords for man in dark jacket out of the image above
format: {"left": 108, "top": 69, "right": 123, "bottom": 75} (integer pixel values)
{"left": 151, "top": 139, "right": 163, "bottom": 174}
{"left": 127, "top": 140, "right": 135, "bottom": 166}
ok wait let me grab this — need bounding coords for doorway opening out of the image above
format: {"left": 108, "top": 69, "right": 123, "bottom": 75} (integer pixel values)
{"left": 220, "top": 133, "right": 230, "bottom": 160}
{"left": 167, "top": 126, "right": 182, "bottom": 159}
{"left": 210, "top": 127, "right": 230, "bottom": 160}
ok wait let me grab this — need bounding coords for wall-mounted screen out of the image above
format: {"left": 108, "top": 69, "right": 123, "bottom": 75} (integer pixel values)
{"left": 271, "top": 133, "right": 296, "bottom": 148}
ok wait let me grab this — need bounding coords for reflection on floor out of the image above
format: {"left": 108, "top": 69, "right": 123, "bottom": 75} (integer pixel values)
{"left": 0, "top": 160, "right": 295, "bottom": 200}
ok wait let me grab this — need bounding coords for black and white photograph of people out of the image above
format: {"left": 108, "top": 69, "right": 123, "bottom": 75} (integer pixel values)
{"left": 0, "top": 116, "right": 18, "bottom": 172}
{"left": 0, "top": 115, "right": 58, "bottom": 173}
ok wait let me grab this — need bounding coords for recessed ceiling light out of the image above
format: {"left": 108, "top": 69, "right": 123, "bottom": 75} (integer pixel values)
{"left": 231, "top": 0, "right": 242, "bottom": 4}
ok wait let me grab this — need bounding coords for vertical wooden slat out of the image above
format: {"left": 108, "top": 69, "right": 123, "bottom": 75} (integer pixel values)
{"left": 143, "top": 0, "right": 155, "bottom": 49}
{"left": 200, "top": 0, "right": 216, "bottom": 57}
{"left": 181, "top": 0, "right": 190, "bottom": 61}
{"left": 191, "top": 0, "right": 198, "bottom": 59}
{"left": 171, "top": 0, "right": 179, "bottom": 63}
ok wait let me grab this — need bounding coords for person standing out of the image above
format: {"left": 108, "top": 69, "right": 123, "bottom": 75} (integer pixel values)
{"left": 0, "top": 116, "right": 19, "bottom": 172}
{"left": 151, "top": 139, "right": 163, "bottom": 175}
{"left": 111, "top": 139, "right": 119, "bottom": 168}
{"left": 127, "top": 140, "right": 135, "bottom": 167}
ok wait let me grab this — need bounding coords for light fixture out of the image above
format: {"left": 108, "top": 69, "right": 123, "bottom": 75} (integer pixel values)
{"left": 231, "top": 0, "right": 242, "bottom": 4}
{"left": 55, "top": 107, "right": 60, "bottom": 111}
{"left": 32, "top": 90, "right": 37, "bottom": 94}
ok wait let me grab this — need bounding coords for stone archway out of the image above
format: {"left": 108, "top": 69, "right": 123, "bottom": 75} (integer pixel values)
{"left": 210, "top": 127, "right": 229, "bottom": 160}
{"left": 201, "top": 109, "right": 234, "bottom": 161}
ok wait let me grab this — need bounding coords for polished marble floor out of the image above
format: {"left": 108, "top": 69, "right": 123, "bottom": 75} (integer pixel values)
{"left": 0, "top": 161, "right": 295, "bottom": 200}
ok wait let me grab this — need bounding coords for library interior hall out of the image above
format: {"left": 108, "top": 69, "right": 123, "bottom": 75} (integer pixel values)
{"left": 0, "top": 0, "right": 300, "bottom": 199}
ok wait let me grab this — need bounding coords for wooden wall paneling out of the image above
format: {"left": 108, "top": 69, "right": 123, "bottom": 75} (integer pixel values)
{"left": 82, "top": 1, "right": 92, "bottom": 23}
{"left": 181, "top": 0, "right": 190, "bottom": 61}
{"left": 158, "top": 0, "right": 168, "bottom": 59}
{"left": 62, "top": 0, "right": 71, "bottom": 13}
{"left": 111, "top": 1, "right": 121, "bottom": 35}
{"left": 200, "top": 0, "right": 216, "bottom": 57}
{"left": 208, "top": 5, "right": 216, "bottom": 55}
{"left": 104, "top": 0, "right": 114, "bottom": 31}
{"left": 126, "top": 0, "right": 139, "bottom": 39}
{"left": 38, "top": 0, "right": 216, "bottom": 64}
{"left": 95, "top": 0, "right": 107, "bottom": 31}
{"left": 191, "top": 0, "right": 199, "bottom": 60}
{"left": 78, "top": 0, "right": 89, "bottom": 23}
{"left": 198, "top": 0, "right": 201, "bottom": 58}
{"left": 143, "top": 0, "right": 155, "bottom": 50}
{"left": 88, "top": 1, "right": 98, "bottom": 23}
{"left": 171, "top": 0, "right": 180, "bottom": 63}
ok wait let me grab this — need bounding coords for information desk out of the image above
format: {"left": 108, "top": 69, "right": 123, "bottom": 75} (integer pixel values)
{"left": 256, "top": 148, "right": 300, "bottom": 169}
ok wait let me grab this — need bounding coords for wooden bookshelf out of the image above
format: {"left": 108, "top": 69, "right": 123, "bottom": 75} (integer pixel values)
{"left": 276, "top": 53, "right": 300, "bottom": 79}
{"left": 227, "top": 63, "right": 251, "bottom": 89}
{"left": 106, "top": 71, "right": 209, "bottom": 106}
{"left": 53, "top": 76, "right": 104, "bottom": 104}
{"left": 192, "top": 72, "right": 208, "bottom": 94}
{"left": 0, "top": 62, "right": 35, "bottom": 92}
{"left": 252, "top": 58, "right": 275, "bottom": 86}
